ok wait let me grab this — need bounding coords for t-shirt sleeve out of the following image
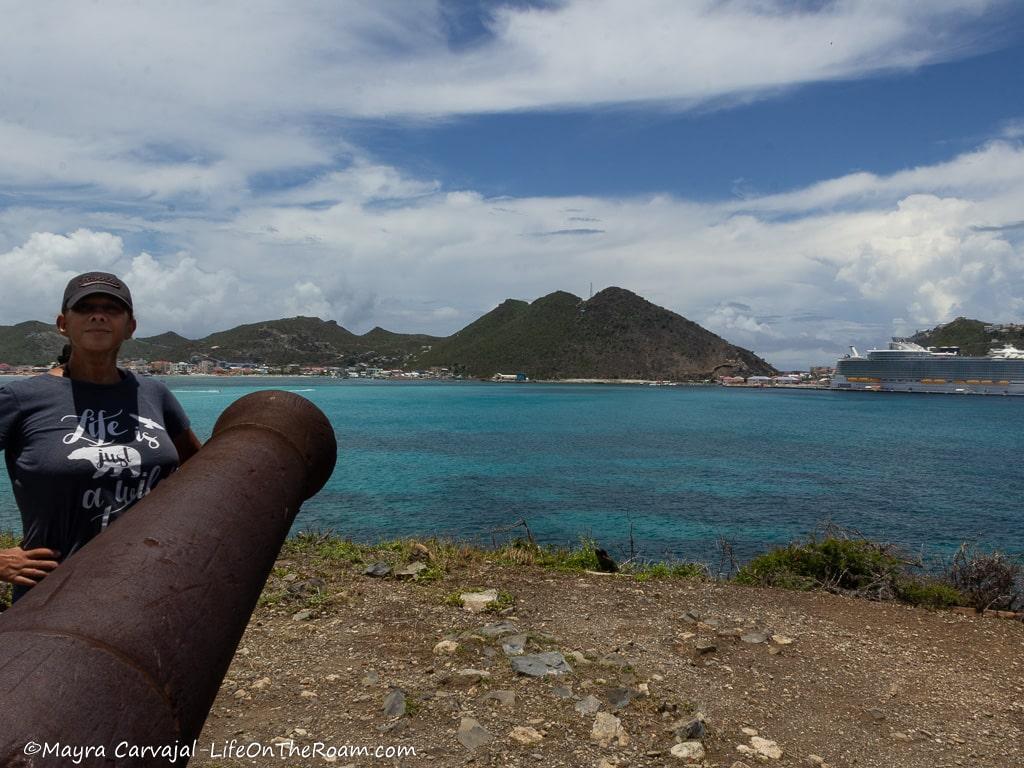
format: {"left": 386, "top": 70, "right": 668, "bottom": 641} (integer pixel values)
{"left": 0, "top": 385, "right": 23, "bottom": 452}
{"left": 160, "top": 386, "right": 191, "bottom": 438}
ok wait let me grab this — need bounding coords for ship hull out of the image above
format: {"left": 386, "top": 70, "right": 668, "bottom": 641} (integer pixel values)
{"left": 831, "top": 375, "right": 1024, "bottom": 395}
{"left": 832, "top": 355, "right": 1024, "bottom": 395}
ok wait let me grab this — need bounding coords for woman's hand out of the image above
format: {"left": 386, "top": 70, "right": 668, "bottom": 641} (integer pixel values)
{"left": 0, "top": 547, "right": 60, "bottom": 586}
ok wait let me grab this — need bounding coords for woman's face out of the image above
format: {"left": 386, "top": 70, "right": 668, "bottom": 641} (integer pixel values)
{"left": 57, "top": 293, "right": 137, "bottom": 354}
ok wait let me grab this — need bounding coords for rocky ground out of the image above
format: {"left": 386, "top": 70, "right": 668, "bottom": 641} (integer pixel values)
{"left": 192, "top": 542, "right": 1024, "bottom": 768}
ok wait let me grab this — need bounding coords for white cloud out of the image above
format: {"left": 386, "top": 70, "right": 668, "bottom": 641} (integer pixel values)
{"left": 0, "top": 1, "right": 1011, "bottom": 211}
{"left": 2, "top": 138, "right": 1023, "bottom": 367}
{"left": 0, "top": 2, "right": 1021, "bottom": 368}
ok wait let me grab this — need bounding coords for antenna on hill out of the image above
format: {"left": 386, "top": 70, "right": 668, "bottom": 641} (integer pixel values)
{"left": 589, "top": 282, "right": 593, "bottom": 300}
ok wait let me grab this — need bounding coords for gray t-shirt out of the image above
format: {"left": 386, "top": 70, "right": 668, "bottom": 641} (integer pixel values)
{"left": 0, "top": 372, "right": 189, "bottom": 564}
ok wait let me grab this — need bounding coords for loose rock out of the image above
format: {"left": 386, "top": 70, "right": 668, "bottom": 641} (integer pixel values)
{"left": 510, "top": 726, "right": 544, "bottom": 745}
{"left": 382, "top": 689, "right": 405, "bottom": 718}
{"left": 476, "top": 621, "right": 519, "bottom": 638}
{"left": 670, "top": 741, "right": 706, "bottom": 762}
{"left": 575, "top": 695, "right": 602, "bottom": 715}
{"left": 502, "top": 634, "right": 528, "bottom": 656}
{"left": 750, "top": 736, "right": 783, "bottom": 759}
{"left": 510, "top": 652, "right": 573, "bottom": 677}
{"left": 394, "top": 562, "right": 427, "bottom": 579}
{"left": 362, "top": 562, "right": 391, "bottom": 578}
{"left": 741, "top": 630, "right": 770, "bottom": 644}
{"left": 481, "top": 689, "right": 516, "bottom": 707}
{"left": 433, "top": 639, "right": 460, "bottom": 655}
{"left": 591, "top": 712, "right": 629, "bottom": 747}
{"left": 461, "top": 589, "right": 499, "bottom": 613}
{"left": 675, "top": 717, "right": 706, "bottom": 741}
{"left": 457, "top": 717, "right": 493, "bottom": 751}
{"left": 606, "top": 687, "right": 636, "bottom": 711}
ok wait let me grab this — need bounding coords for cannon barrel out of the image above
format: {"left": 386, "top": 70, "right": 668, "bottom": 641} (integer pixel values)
{"left": 0, "top": 390, "right": 336, "bottom": 767}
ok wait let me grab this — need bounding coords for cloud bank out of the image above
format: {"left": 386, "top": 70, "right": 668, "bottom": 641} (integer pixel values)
{"left": 0, "top": 1, "right": 1020, "bottom": 367}
{"left": 4, "top": 137, "right": 1022, "bottom": 368}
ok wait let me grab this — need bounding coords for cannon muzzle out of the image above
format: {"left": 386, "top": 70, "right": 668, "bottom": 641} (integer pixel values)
{"left": 0, "top": 390, "right": 337, "bottom": 766}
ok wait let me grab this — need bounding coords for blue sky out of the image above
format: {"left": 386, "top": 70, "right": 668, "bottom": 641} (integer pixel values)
{"left": 1, "top": 1, "right": 1023, "bottom": 368}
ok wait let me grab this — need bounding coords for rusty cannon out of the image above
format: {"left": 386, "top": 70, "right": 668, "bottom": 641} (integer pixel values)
{"left": 0, "top": 390, "right": 336, "bottom": 767}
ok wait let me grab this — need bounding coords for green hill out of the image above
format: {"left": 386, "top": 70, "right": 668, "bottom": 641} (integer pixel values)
{"left": 0, "top": 317, "right": 441, "bottom": 367}
{"left": 410, "top": 287, "right": 776, "bottom": 379}
{"left": 0, "top": 321, "right": 65, "bottom": 365}
{"left": 0, "top": 289, "right": 778, "bottom": 378}
{"left": 911, "top": 317, "right": 1024, "bottom": 355}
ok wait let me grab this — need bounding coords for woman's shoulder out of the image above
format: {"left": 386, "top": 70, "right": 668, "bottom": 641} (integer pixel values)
{"left": 128, "top": 372, "right": 182, "bottom": 403}
{"left": 0, "top": 372, "right": 64, "bottom": 409}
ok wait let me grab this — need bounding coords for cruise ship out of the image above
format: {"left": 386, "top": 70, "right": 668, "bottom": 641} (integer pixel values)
{"left": 831, "top": 341, "right": 1024, "bottom": 395}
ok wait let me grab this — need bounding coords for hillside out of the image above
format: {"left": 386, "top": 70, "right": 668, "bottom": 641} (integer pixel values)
{"left": 0, "top": 321, "right": 65, "bottom": 364}
{"left": 0, "top": 289, "right": 775, "bottom": 377}
{"left": 911, "top": 317, "right": 1024, "bottom": 356}
{"left": 411, "top": 287, "right": 775, "bottom": 379}
{"left": 0, "top": 317, "right": 440, "bottom": 367}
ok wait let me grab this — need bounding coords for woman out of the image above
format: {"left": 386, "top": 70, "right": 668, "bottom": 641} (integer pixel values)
{"left": 0, "top": 271, "right": 202, "bottom": 602}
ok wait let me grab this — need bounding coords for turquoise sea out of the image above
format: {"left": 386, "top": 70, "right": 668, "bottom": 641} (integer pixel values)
{"left": 1, "top": 376, "right": 1022, "bottom": 564}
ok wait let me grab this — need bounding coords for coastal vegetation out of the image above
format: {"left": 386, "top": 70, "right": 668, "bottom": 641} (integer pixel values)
{"left": 2, "top": 528, "right": 1019, "bottom": 615}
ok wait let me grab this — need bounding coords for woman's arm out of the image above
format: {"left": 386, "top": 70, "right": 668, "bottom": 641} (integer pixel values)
{"left": 172, "top": 429, "right": 203, "bottom": 464}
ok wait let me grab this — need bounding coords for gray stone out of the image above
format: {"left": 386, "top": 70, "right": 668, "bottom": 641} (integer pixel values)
{"left": 382, "top": 689, "right": 406, "bottom": 718}
{"left": 597, "top": 652, "right": 631, "bottom": 668}
{"left": 575, "top": 695, "right": 601, "bottom": 715}
{"left": 481, "top": 689, "right": 516, "bottom": 707}
{"left": 361, "top": 670, "right": 380, "bottom": 686}
{"left": 457, "top": 717, "right": 493, "bottom": 751}
{"left": 476, "top": 621, "right": 519, "bottom": 638}
{"left": 606, "top": 687, "right": 636, "bottom": 711}
{"left": 551, "top": 685, "right": 574, "bottom": 699}
{"left": 694, "top": 642, "right": 717, "bottom": 655}
{"left": 501, "top": 634, "right": 528, "bottom": 656}
{"left": 291, "top": 609, "right": 313, "bottom": 622}
{"left": 394, "top": 562, "right": 427, "bottom": 579}
{"left": 362, "top": 562, "right": 391, "bottom": 578}
{"left": 287, "top": 577, "right": 326, "bottom": 595}
{"left": 454, "top": 668, "right": 491, "bottom": 685}
{"left": 510, "top": 652, "right": 572, "bottom": 677}
{"left": 741, "top": 630, "right": 770, "bottom": 644}
{"left": 675, "top": 718, "right": 706, "bottom": 741}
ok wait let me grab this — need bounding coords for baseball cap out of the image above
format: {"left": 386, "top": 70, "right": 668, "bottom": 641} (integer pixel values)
{"left": 62, "top": 272, "right": 133, "bottom": 312}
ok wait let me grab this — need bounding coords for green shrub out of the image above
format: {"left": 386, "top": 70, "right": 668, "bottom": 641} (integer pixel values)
{"left": 494, "top": 537, "right": 601, "bottom": 572}
{"left": 631, "top": 561, "right": 706, "bottom": 581}
{"left": 735, "top": 536, "right": 903, "bottom": 593}
{"left": 895, "top": 578, "right": 963, "bottom": 608}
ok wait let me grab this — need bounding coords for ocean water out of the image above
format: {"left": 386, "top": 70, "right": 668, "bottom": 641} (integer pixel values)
{"left": 1, "top": 376, "right": 1022, "bottom": 565}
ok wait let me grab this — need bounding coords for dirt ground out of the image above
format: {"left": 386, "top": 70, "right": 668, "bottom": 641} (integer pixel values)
{"left": 191, "top": 550, "right": 1024, "bottom": 768}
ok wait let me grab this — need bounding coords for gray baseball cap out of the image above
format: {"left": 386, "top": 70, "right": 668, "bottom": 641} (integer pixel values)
{"left": 62, "top": 272, "right": 133, "bottom": 312}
